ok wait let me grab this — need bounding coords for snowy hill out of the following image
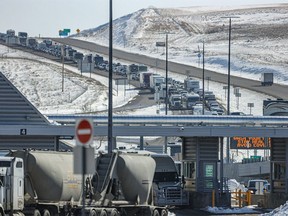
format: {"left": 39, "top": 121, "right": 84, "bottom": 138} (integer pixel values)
{"left": 75, "top": 4, "right": 288, "bottom": 83}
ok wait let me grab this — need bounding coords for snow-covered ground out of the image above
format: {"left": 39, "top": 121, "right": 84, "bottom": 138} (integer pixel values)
{"left": 76, "top": 4, "right": 288, "bottom": 86}
{"left": 0, "top": 45, "right": 138, "bottom": 114}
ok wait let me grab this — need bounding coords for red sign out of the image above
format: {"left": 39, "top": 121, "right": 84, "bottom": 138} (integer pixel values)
{"left": 75, "top": 119, "right": 93, "bottom": 145}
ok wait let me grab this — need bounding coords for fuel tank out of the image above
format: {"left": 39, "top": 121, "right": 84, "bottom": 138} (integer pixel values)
{"left": 117, "top": 153, "right": 156, "bottom": 205}
{"left": 10, "top": 150, "right": 82, "bottom": 203}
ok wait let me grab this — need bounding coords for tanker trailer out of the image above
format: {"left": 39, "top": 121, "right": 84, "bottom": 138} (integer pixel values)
{"left": 116, "top": 154, "right": 155, "bottom": 206}
{"left": 92, "top": 152, "right": 168, "bottom": 216}
{"left": 0, "top": 150, "right": 167, "bottom": 216}
{"left": 8, "top": 150, "right": 83, "bottom": 216}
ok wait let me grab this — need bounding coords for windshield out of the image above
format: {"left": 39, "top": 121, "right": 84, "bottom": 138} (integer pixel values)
{"left": 0, "top": 161, "right": 11, "bottom": 167}
{"left": 187, "top": 97, "right": 199, "bottom": 102}
{"left": 153, "top": 172, "right": 179, "bottom": 183}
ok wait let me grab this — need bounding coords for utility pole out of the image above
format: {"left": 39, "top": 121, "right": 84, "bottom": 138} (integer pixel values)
{"left": 202, "top": 41, "right": 205, "bottom": 115}
{"left": 221, "top": 16, "right": 240, "bottom": 163}
{"left": 61, "top": 45, "right": 65, "bottom": 92}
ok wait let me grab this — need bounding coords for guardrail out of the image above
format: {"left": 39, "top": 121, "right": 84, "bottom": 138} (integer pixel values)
{"left": 47, "top": 114, "right": 288, "bottom": 127}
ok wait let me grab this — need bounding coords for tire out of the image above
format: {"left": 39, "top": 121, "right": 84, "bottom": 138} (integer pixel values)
{"left": 153, "top": 209, "right": 160, "bottom": 216}
{"left": 89, "top": 209, "right": 98, "bottom": 216}
{"left": 161, "top": 209, "right": 168, "bottom": 216}
{"left": 100, "top": 210, "right": 107, "bottom": 216}
{"left": 33, "top": 209, "right": 41, "bottom": 216}
{"left": 110, "top": 209, "right": 120, "bottom": 216}
{"left": 43, "top": 209, "right": 51, "bottom": 216}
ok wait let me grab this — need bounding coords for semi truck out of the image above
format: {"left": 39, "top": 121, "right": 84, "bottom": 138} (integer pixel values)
{"left": 169, "top": 94, "right": 182, "bottom": 110}
{"left": 263, "top": 99, "right": 288, "bottom": 116}
{"left": 151, "top": 154, "right": 189, "bottom": 207}
{"left": 0, "top": 150, "right": 168, "bottom": 216}
{"left": 139, "top": 72, "right": 153, "bottom": 88}
{"left": 261, "top": 72, "right": 273, "bottom": 86}
{"left": 150, "top": 75, "right": 165, "bottom": 93}
{"left": 183, "top": 93, "right": 200, "bottom": 109}
{"left": 184, "top": 77, "right": 200, "bottom": 93}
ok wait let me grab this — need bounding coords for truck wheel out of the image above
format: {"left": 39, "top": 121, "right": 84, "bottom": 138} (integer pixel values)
{"left": 43, "top": 209, "right": 51, "bottom": 216}
{"left": 100, "top": 210, "right": 107, "bottom": 216}
{"left": 33, "top": 209, "right": 41, "bottom": 216}
{"left": 153, "top": 209, "right": 160, "bottom": 216}
{"left": 161, "top": 209, "right": 168, "bottom": 216}
{"left": 110, "top": 209, "right": 120, "bottom": 216}
{"left": 89, "top": 209, "right": 98, "bottom": 216}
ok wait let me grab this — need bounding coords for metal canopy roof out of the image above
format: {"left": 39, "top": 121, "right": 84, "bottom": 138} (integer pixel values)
{"left": 0, "top": 72, "right": 50, "bottom": 125}
{"left": 0, "top": 71, "right": 288, "bottom": 144}
{"left": 0, "top": 72, "right": 56, "bottom": 150}
{"left": 0, "top": 124, "right": 287, "bottom": 138}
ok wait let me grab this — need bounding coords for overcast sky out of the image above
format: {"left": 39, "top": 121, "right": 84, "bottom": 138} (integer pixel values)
{"left": 0, "top": 0, "right": 287, "bottom": 37}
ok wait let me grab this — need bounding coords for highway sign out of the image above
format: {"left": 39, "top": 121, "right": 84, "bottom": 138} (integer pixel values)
{"left": 156, "top": 42, "right": 166, "bottom": 47}
{"left": 75, "top": 119, "right": 93, "bottom": 145}
{"left": 20, "top": 129, "right": 27, "bottom": 135}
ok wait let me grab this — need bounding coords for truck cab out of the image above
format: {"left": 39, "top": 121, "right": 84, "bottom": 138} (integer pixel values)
{"left": 169, "top": 94, "right": 182, "bottom": 110}
{"left": 151, "top": 154, "right": 189, "bottom": 206}
{"left": 0, "top": 157, "right": 24, "bottom": 215}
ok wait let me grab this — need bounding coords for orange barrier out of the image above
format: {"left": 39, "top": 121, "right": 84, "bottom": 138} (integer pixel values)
{"left": 212, "top": 189, "right": 215, "bottom": 207}
{"left": 211, "top": 190, "right": 251, "bottom": 208}
{"left": 231, "top": 190, "right": 251, "bottom": 207}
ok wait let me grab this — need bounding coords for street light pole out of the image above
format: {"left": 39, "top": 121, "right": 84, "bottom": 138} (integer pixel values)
{"left": 165, "top": 33, "right": 168, "bottom": 115}
{"left": 202, "top": 41, "right": 205, "bottom": 115}
{"left": 222, "top": 16, "right": 239, "bottom": 163}
{"left": 222, "top": 16, "right": 239, "bottom": 115}
{"left": 108, "top": 0, "right": 114, "bottom": 153}
{"left": 227, "top": 17, "right": 232, "bottom": 115}
{"left": 163, "top": 33, "right": 169, "bottom": 154}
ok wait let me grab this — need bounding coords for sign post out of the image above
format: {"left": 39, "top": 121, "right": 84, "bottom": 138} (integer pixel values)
{"left": 74, "top": 119, "right": 94, "bottom": 216}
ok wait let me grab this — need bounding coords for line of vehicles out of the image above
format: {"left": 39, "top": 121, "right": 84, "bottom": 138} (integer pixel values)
{"left": 0, "top": 149, "right": 188, "bottom": 216}
{"left": 0, "top": 29, "right": 224, "bottom": 115}
{"left": 140, "top": 73, "right": 225, "bottom": 115}
{"left": 0, "top": 29, "right": 275, "bottom": 117}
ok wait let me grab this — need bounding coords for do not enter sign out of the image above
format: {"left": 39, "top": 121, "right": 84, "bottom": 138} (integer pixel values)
{"left": 75, "top": 119, "right": 93, "bottom": 145}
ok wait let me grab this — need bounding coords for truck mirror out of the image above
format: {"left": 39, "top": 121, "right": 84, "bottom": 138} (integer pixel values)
{"left": 181, "top": 175, "right": 186, "bottom": 186}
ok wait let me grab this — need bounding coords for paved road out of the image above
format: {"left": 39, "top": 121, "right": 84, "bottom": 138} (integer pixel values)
{"left": 52, "top": 37, "right": 288, "bottom": 100}
{"left": 169, "top": 207, "right": 268, "bottom": 216}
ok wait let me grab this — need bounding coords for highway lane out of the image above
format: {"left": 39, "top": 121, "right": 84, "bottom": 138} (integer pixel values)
{"left": 52, "top": 37, "right": 288, "bottom": 100}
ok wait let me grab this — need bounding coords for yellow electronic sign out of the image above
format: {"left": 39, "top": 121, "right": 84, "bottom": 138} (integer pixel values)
{"left": 230, "top": 137, "right": 271, "bottom": 149}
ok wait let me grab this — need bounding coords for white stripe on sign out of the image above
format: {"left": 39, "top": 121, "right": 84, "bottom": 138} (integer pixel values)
{"left": 78, "top": 129, "right": 92, "bottom": 135}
